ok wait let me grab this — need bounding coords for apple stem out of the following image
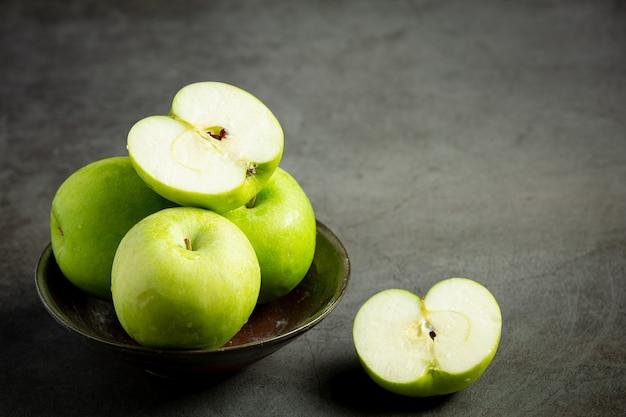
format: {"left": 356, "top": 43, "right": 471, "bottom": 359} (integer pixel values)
{"left": 246, "top": 163, "right": 258, "bottom": 177}
{"left": 184, "top": 237, "right": 192, "bottom": 251}
{"left": 246, "top": 195, "right": 257, "bottom": 208}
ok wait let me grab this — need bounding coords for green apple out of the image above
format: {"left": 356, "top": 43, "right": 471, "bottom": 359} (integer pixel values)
{"left": 352, "top": 278, "right": 502, "bottom": 397}
{"left": 222, "top": 167, "right": 316, "bottom": 303}
{"left": 111, "top": 206, "right": 261, "bottom": 350}
{"left": 50, "top": 156, "right": 177, "bottom": 300}
{"left": 127, "top": 81, "right": 284, "bottom": 213}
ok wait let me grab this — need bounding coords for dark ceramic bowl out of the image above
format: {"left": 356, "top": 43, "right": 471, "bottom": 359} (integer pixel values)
{"left": 35, "top": 220, "right": 350, "bottom": 378}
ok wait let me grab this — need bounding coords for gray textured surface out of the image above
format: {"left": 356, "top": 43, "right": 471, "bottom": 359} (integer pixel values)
{"left": 1, "top": 0, "right": 625, "bottom": 416}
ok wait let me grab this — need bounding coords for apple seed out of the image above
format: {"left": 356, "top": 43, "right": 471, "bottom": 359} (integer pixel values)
{"left": 202, "top": 126, "right": 228, "bottom": 141}
{"left": 429, "top": 330, "right": 437, "bottom": 340}
{"left": 209, "top": 128, "right": 227, "bottom": 140}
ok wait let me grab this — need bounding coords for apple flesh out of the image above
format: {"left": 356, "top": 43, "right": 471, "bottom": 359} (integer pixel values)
{"left": 50, "top": 156, "right": 177, "bottom": 299}
{"left": 222, "top": 167, "right": 316, "bottom": 303}
{"left": 127, "top": 81, "right": 284, "bottom": 213}
{"left": 352, "top": 278, "right": 502, "bottom": 397}
{"left": 111, "top": 207, "right": 261, "bottom": 350}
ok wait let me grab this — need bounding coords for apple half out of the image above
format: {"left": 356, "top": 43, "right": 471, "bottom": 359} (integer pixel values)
{"left": 352, "top": 278, "right": 502, "bottom": 397}
{"left": 127, "top": 82, "right": 284, "bottom": 213}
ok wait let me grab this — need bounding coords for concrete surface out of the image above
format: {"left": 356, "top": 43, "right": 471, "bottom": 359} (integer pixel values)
{"left": 1, "top": 0, "right": 625, "bottom": 416}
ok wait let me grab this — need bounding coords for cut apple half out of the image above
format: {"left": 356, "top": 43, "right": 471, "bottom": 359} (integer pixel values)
{"left": 352, "top": 278, "right": 502, "bottom": 397}
{"left": 127, "top": 82, "right": 284, "bottom": 213}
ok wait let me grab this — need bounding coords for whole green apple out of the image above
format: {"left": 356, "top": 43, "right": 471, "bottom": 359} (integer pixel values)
{"left": 222, "top": 167, "right": 316, "bottom": 303}
{"left": 127, "top": 81, "right": 284, "bottom": 213}
{"left": 50, "top": 156, "right": 177, "bottom": 299}
{"left": 352, "top": 278, "right": 502, "bottom": 397}
{"left": 111, "top": 206, "right": 261, "bottom": 350}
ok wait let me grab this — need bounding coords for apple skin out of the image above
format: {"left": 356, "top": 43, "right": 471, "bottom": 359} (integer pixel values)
{"left": 111, "top": 206, "right": 261, "bottom": 350}
{"left": 127, "top": 82, "right": 284, "bottom": 213}
{"left": 353, "top": 279, "right": 502, "bottom": 397}
{"left": 221, "top": 167, "right": 316, "bottom": 303}
{"left": 50, "top": 156, "right": 177, "bottom": 300}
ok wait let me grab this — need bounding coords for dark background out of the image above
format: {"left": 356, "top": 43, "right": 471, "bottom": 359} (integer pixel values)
{"left": 1, "top": 0, "right": 625, "bottom": 416}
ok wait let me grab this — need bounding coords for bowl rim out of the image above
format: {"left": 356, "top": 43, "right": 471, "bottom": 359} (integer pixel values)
{"left": 35, "top": 219, "right": 351, "bottom": 356}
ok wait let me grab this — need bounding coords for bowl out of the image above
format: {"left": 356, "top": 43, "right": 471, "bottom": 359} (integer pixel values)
{"left": 35, "top": 220, "right": 350, "bottom": 378}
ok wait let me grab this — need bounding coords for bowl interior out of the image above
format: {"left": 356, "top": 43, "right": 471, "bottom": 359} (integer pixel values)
{"left": 36, "top": 220, "right": 350, "bottom": 375}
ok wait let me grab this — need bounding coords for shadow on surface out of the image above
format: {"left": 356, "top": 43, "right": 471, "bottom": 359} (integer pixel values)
{"left": 327, "top": 362, "right": 453, "bottom": 414}
{"left": 0, "top": 297, "right": 241, "bottom": 417}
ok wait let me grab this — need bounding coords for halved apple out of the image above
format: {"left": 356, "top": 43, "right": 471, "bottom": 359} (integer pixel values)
{"left": 352, "top": 278, "right": 502, "bottom": 397}
{"left": 127, "top": 82, "right": 284, "bottom": 213}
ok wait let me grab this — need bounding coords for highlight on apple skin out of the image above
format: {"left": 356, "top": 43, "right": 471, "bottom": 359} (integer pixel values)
{"left": 352, "top": 278, "right": 502, "bottom": 397}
